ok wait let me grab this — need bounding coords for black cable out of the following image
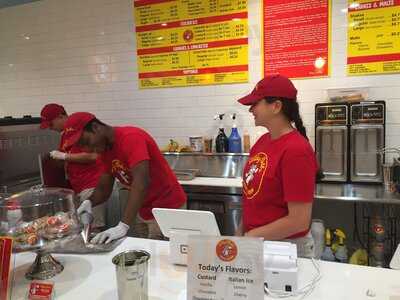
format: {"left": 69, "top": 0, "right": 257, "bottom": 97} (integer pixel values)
{"left": 354, "top": 203, "right": 367, "bottom": 250}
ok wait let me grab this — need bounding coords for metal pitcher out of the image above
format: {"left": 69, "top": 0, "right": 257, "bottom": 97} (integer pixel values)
{"left": 112, "top": 250, "right": 150, "bottom": 300}
{"left": 382, "top": 163, "right": 394, "bottom": 191}
{"left": 378, "top": 147, "right": 400, "bottom": 192}
{"left": 393, "top": 157, "right": 400, "bottom": 192}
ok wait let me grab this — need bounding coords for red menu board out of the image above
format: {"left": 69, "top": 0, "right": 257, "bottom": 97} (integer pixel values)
{"left": 263, "top": 0, "right": 331, "bottom": 78}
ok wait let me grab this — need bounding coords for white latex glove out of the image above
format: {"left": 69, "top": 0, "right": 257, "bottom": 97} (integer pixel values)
{"left": 77, "top": 199, "right": 92, "bottom": 215}
{"left": 50, "top": 150, "right": 67, "bottom": 160}
{"left": 91, "top": 221, "right": 129, "bottom": 244}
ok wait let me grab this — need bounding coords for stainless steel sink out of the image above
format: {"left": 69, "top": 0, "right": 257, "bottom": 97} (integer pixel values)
{"left": 173, "top": 169, "right": 199, "bottom": 181}
{"left": 164, "top": 152, "right": 248, "bottom": 178}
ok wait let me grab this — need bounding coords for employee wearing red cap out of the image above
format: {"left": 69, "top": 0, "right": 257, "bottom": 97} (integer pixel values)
{"left": 62, "top": 112, "right": 186, "bottom": 243}
{"left": 237, "top": 75, "right": 318, "bottom": 258}
{"left": 40, "top": 104, "right": 105, "bottom": 227}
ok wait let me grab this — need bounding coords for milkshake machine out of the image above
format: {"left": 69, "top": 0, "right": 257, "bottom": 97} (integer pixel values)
{"left": 349, "top": 101, "right": 385, "bottom": 183}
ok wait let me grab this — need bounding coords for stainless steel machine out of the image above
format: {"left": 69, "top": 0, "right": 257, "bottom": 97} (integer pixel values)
{"left": 349, "top": 101, "right": 385, "bottom": 183}
{"left": 315, "top": 103, "right": 349, "bottom": 182}
{"left": 0, "top": 116, "right": 59, "bottom": 193}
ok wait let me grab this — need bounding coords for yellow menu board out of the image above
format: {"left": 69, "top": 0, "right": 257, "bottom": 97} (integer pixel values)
{"left": 347, "top": 0, "right": 400, "bottom": 75}
{"left": 133, "top": 0, "right": 248, "bottom": 89}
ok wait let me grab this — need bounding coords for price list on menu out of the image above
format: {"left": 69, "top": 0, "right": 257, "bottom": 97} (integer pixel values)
{"left": 347, "top": 0, "right": 400, "bottom": 75}
{"left": 134, "top": 0, "right": 248, "bottom": 89}
{"left": 262, "top": 0, "right": 330, "bottom": 78}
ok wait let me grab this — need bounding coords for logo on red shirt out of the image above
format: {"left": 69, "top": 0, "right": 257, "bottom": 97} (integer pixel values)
{"left": 111, "top": 159, "right": 131, "bottom": 185}
{"left": 216, "top": 239, "right": 238, "bottom": 262}
{"left": 243, "top": 152, "right": 268, "bottom": 199}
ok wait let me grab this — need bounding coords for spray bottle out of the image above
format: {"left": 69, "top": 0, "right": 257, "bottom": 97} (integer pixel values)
{"left": 214, "top": 114, "right": 229, "bottom": 153}
{"left": 228, "top": 113, "right": 242, "bottom": 153}
{"left": 321, "top": 228, "right": 336, "bottom": 262}
{"left": 334, "top": 229, "right": 348, "bottom": 263}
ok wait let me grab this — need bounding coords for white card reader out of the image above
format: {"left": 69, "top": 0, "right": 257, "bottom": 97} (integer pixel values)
{"left": 152, "top": 208, "right": 220, "bottom": 265}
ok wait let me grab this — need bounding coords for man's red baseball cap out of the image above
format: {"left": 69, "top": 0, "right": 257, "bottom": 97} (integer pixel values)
{"left": 61, "top": 112, "right": 96, "bottom": 151}
{"left": 238, "top": 74, "right": 297, "bottom": 105}
{"left": 40, "top": 103, "right": 66, "bottom": 129}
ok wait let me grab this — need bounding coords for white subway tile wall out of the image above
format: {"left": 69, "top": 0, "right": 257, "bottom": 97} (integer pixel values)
{"left": 0, "top": 0, "right": 399, "bottom": 158}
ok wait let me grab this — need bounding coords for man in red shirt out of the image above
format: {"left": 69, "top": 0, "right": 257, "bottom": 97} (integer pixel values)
{"left": 62, "top": 112, "right": 187, "bottom": 243}
{"left": 40, "top": 104, "right": 105, "bottom": 227}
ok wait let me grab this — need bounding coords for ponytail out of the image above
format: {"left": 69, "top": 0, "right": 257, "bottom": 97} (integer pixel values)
{"left": 290, "top": 102, "right": 308, "bottom": 140}
{"left": 294, "top": 118, "right": 307, "bottom": 139}
{"left": 264, "top": 97, "right": 308, "bottom": 140}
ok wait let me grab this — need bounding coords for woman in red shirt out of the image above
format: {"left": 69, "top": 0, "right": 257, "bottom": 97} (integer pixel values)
{"left": 237, "top": 75, "right": 317, "bottom": 258}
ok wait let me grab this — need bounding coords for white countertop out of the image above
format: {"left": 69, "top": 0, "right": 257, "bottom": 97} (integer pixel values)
{"left": 10, "top": 238, "right": 400, "bottom": 300}
{"left": 179, "top": 177, "right": 242, "bottom": 187}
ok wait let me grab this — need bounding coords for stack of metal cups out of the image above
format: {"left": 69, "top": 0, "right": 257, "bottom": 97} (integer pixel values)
{"left": 382, "top": 163, "right": 394, "bottom": 192}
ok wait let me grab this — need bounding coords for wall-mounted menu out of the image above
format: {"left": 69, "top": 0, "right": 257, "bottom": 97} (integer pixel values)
{"left": 263, "top": 0, "right": 331, "bottom": 79}
{"left": 347, "top": 0, "right": 400, "bottom": 75}
{"left": 134, "top": 0, "right": 248, "bottom": 89}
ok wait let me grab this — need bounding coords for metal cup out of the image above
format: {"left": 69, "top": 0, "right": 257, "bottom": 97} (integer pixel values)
{"left": 112, "top": 250, "right": 150, "bottom": 300}
{"left": 382, "top": 163, "right": 394, "bottom": 191}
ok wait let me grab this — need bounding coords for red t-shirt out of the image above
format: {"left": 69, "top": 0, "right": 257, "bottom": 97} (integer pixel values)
{"left": 100, "top": 126, "right": 186, "bottom": 220}
{"left": 60, "top": 134, "right": 103, "bottom": 194}
{"left": 242, "top": 130, "right": 317, "bottom": 239}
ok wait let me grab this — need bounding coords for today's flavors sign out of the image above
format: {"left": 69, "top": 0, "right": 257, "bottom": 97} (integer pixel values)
{"left": 187, "top": 236, "right": 264, "bottom": 300}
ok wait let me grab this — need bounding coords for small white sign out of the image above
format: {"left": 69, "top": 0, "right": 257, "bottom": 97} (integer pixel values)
{"left": 187, "top": 235, "right": 264, "bottom": 300}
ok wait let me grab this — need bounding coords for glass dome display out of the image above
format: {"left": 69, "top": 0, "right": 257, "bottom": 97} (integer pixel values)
{"left": 0, "top": 187, "right": 81, "bottom": 279}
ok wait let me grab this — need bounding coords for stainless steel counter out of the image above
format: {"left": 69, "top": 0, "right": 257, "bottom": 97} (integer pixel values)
{"left": 181, "top": 178, "right": 400, "bottom": 205}
{"left": 315, "top": 183, "right": 400, "bottom": 204}
{"left": 165, "top": 153, "right": 400, "bottom": 205}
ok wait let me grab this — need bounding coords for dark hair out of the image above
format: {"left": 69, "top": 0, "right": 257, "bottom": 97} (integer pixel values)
{"left": 83, "top": 118, "right": 107, "bottom": 132}
{"left": 264, "top": 97, "right": 308, "bottom": 140}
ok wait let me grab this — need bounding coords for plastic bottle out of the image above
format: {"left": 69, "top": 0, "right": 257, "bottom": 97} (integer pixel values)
{"left": 228, "top": 113, "right": 242, "bottom": 153}
{"left": 334, "top": 229, "right": 348, "bottom": 263}
{"left": 321, "top": 229, "right": 336, "bottom": 262}
{"left": 214, "top": 114, "right": 229, "bottom": 153}
{"left": 371, "top": 216, "right": 385, "bottom": 243}
{"left": 349, "top": 248, "right": 368, "bottom": 265}
{"left": 311, "top": 219, "right": 325, "bottom": 259}
{"left": 243, "top": 131, "right": 251, "bottom": 153}
{"left": 370, "top": 215, "right": 385, "bottom": 267}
